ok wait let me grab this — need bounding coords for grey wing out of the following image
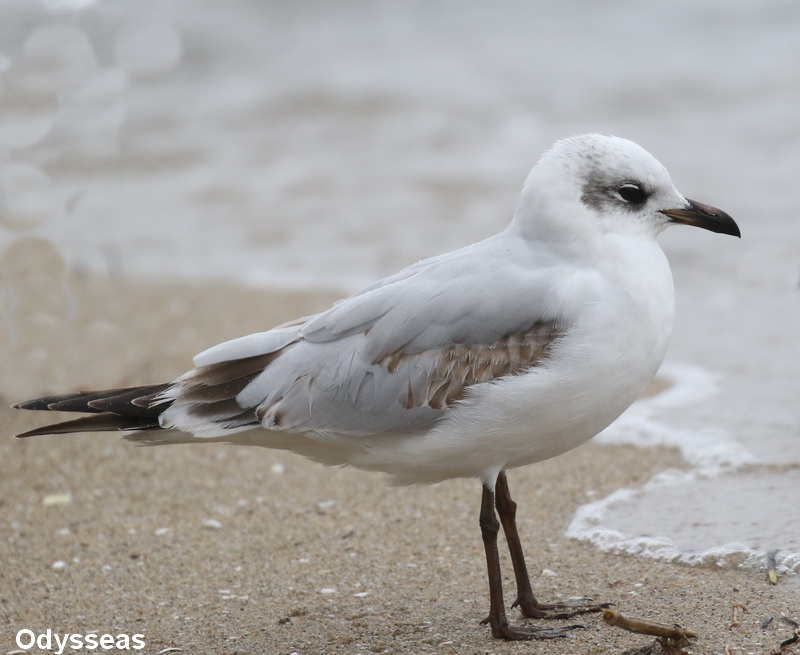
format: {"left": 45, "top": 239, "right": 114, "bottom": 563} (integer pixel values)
{"left": 161, "top": 235, "right": 587, "bottom": 438}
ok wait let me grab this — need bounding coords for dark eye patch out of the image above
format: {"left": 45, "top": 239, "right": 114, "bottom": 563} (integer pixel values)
{"left": 581, "top": 175, "right": 650, "bottom": 215}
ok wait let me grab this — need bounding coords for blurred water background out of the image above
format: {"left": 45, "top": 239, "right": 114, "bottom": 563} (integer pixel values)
{"left": 1, "top": 0, "right": 798, "bottom": 572}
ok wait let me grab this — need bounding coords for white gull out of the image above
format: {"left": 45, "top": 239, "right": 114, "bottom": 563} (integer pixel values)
{"left": 14, "top": 134, "right": 740, "bottom": 640}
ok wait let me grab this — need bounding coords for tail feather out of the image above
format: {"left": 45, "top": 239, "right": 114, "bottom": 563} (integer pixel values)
{"left": 13, "top": 383, "right": 172, "bottom": 438}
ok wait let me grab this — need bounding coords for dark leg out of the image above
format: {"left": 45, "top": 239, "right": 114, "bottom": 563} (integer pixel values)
{"left": 494, "top": 471, "right": 608, "bottom": 619}
{"left": 479, "top": 481, "right": 580, "bottom": 640}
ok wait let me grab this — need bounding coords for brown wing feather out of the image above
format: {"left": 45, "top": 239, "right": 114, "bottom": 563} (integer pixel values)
{"left": 177, "top": 352, "right": 288, "bottom": 427}
{"left": 376, "top": 320, "right": 562, "bottom": 411}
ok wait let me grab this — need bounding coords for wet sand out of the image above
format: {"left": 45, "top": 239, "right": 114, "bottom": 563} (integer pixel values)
{"left": 2, "top": 274, "right": 797, "bottom": 654}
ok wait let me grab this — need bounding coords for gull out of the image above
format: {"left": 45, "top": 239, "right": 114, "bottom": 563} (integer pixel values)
{"left": 14, "top": 134, "right": 740, "bottom": 640}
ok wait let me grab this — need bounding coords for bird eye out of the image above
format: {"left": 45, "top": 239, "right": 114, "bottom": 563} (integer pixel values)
{"left": 615, "top": 183, "right": 647, "bottom": 205}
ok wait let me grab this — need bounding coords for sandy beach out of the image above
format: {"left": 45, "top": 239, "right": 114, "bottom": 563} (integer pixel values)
{"left": 2, "top": 274, "right": 797, "bottom": 655}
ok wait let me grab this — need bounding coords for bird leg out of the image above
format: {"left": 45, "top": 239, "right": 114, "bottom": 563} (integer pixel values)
{"left": 479, "top": 480, "right": 582, "bottom": 640}
{"left": 494, "top": 471, "right": 608, "bottom": 619}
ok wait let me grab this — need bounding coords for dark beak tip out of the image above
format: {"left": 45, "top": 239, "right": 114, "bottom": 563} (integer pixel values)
{"left": 662, "top": 199, "right": 740, "bottom": 239}
{"left": 711, "top": 209, "right": 741, "bottom": 239}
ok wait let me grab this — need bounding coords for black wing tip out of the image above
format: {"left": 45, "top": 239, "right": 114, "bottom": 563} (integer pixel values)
{"left": 13, "top": 384, "right": 173, "bottom": 415}
{"left": 13, "top": 399, "right": 52, "bottom": 411}
{"left": 14, "top": 413, "right": 163, "bottom": 438}
{"left": 12, "top": 385, "right": 172, "bottom": 438}
{"left": 15, "top": 426, "right": 59, "bottom": 438}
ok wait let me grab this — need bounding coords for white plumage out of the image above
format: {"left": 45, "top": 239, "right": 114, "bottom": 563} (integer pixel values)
{"left": 15, "top": 133, "right": 739, "bottom": 640}
{"left": 141, "top": 133, "right": 724, "bottom": 485}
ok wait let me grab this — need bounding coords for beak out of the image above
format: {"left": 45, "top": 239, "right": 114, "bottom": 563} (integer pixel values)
{"left": 660, "top": 199, "right": 740, "bottom": 238}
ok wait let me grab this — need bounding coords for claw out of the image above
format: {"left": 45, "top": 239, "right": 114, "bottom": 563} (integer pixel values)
{"left": 487, "top": 619, "right": 584, "bottom": 641}
{"left": 517, "top": 598, "right": 611, "bottom": 620}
